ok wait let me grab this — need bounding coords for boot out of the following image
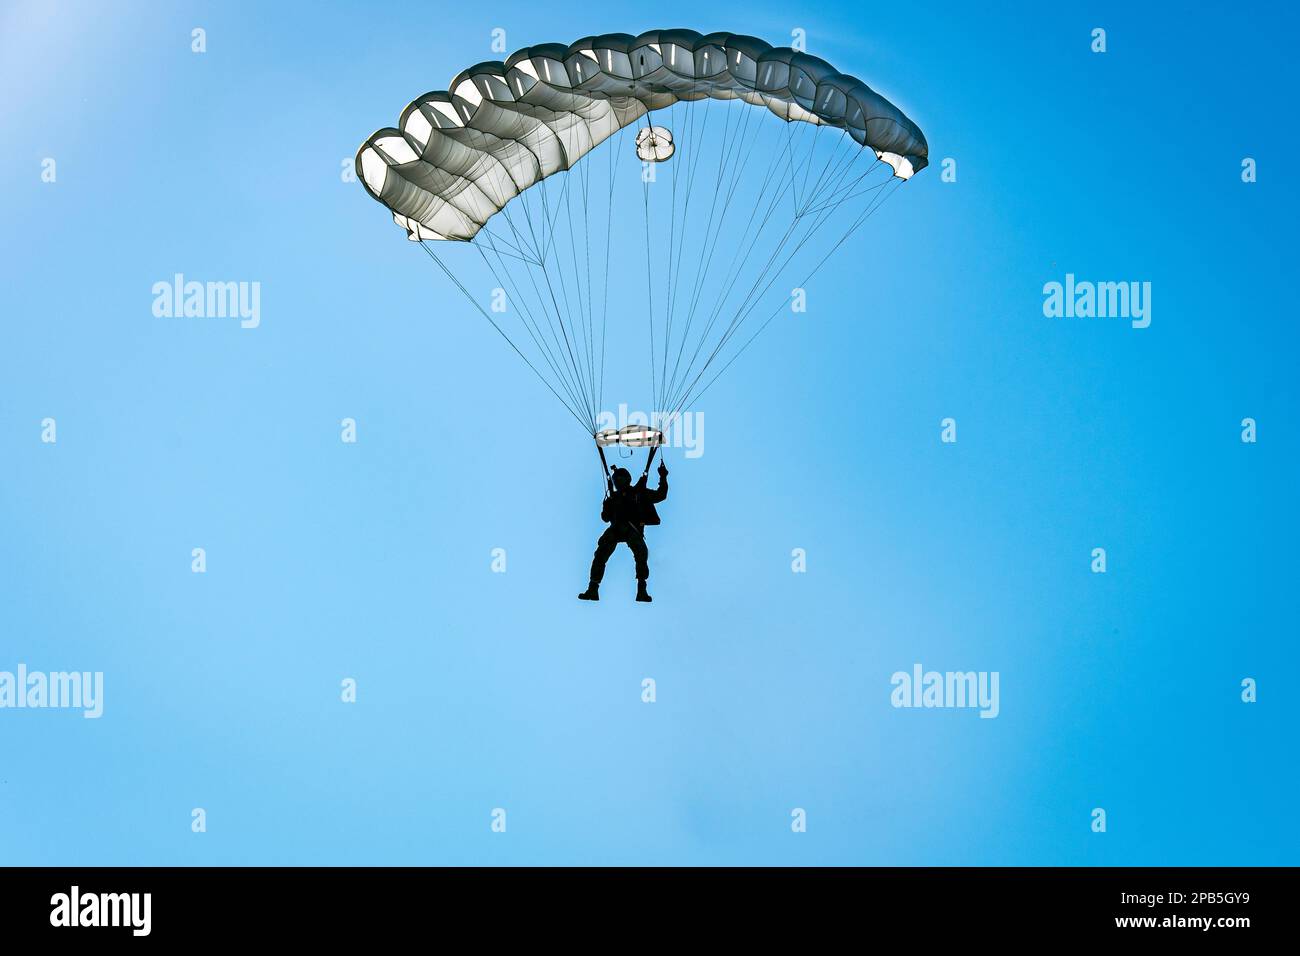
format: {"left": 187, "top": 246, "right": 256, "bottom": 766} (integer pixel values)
{"left": 578, "top": 582, "right": 600, "bottom": 601}
{"left": 636, "top": 580, "right": 652, "bottom": 603}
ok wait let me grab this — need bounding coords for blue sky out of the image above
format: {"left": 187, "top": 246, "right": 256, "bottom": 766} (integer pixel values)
{"left": 1, "top": 0, "right": 1295, "bottom": 865}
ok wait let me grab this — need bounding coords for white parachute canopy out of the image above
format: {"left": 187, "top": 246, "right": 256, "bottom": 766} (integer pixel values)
{"left": 356, "top": 29, "right": 928, "bottom": 437}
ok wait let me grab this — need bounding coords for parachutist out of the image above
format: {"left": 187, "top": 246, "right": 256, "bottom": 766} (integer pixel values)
{"left": 578, "top": 461, "right": 669, "bottom": 602}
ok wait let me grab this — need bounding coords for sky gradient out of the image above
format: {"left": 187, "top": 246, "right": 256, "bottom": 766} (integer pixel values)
{"left": 1, "top": 0, "right": 1295, "bottom": 865}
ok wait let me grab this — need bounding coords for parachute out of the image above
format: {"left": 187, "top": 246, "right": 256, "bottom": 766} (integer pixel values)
{"left": 356, "top": 28, "right": 927, "bottom": 456}
{"left": 635, "top": 126, "right": 675, "bottom": 163}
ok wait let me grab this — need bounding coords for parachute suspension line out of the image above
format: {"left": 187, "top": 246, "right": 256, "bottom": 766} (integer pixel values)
{"left": 650, "top": 94, "right": 679, "bottom": 411}
{"left": 662, "top": 137, "right": 896, "bottom": 417}
{"left": 462, "top": 216, "right": 534, "bottom": 263}
{"left": 471, "top": 236, "right": 592, "bottom": 424}
{"left": 661, "top": 85, "right": 715, "bottom": 407}
{"left": 797, "top": 130, "right": 875, "bottom": 217}
{"left": 699, "top": 116, "right": 804, "bottom": 312}
{"left": 719, "top": 130, "right": 858, "bottom": 314}
{"left": 486, "top": 195, "right": 542, "bottom": 264}
{"left": 787, "top": 117, "right": 809, "bottom": 212}
{"left": 666, "top": 176, "right": 863, "bottom": 413}
{"left": 579, "top": 131, "right": 597, "bottom": 418}
{"left": 675, "top": 179, "right": 903, "bottom": 415}
{"left": 543, "top": 116, "right": 617, "bottom": 428}
{"left": 642, "top": 158, "right": 657, "bottom": 416}
{"left": 660, "top": 94, "right": 765, "bottom": 406}
{"left": 580, "top": 135, "right": 602, "bottom": 420}
{"left": 494, "top": 175, "right": 599, "bottom": 430}
{"left": 534, "top": 160, "right": 561, "bottom": 263}
{"left": 417, "top": 240, "right": 591, "bottom": 433}
{"left": 657, "top": 97, "right": 677, "bottom": 413}
{"left": 634, "top": 96, "right": 660, "bottom": 421}
{"left": 780, "top": 112, "right": 807, "bottom": 216}
{"left": 480, "top": 213, "right": 593, "bottom": 425}
{"left": 660, "top": 116, "right": 807, "bottom": 404}
{"left": 652, "top": 93, "right": 688, "bottom": 412}
{"left": 512, "top": 173, "right": 599, "bottom": 427}
{"left": 543, "top": 130, "right": 595, "bottom": 426}
{"left": 464, "top": 156, "right": 596, "bottom": 422}
{"left": 553, "top": 163, "right": 588, "bottom": 414}
{"left": 597, "top": 123, "right": 624, "bottom": 413}
{"left": 668, "top": 213, "right": 804, "bottom": 412}
{"left": 552, "top": 178, "right": 599, "bottom": 426}
{"left": 478, "top": 208, "right": 569, "bottom": 369}
{"left": 637, "top": 94, "right": 656, "bottom": 142}
{"left": 634, "top": 96, "right": 848, "bottom": 422}
{"left": 491, "top": 119, "right": 622, "bottom": 432}
{"left": 783, "top": 117, "right": 828, "bottom": 216}
{"left": 535, "top": 172, "right": 593, "bottom": 422}
{"left": 660, "top": 94, "right": 768, "bottom": 408}
{"left": 509, "top": 172, "right": 544, "bottom": 263}
{"left": 668, "top": 171, "right": 904, "bottom": 418}
{"left": 796, "top": 126, "right": 843, "bottom": 213}
{"left": 659, "top": 95, "right": 684, "bottom": 410}
{"left": 579, "top": 164, "right": 600, "bottom": 423}
{"left": 557, "top": 128, "right": 599, "bottom": 420}
{"left": 463, "top": 114, "right": 639, "bottom": 437}
{"left": 658, "top": 105, "right": 767, "bottom": 409}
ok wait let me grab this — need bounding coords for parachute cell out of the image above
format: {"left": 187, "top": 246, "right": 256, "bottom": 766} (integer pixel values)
{"left": 357, "top": 30, "right": 927, "bottom": 241}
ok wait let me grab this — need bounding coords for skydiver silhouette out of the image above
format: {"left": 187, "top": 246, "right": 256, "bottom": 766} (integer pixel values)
{"left": 578, "top": 460, "right": 669, "bottom": 603}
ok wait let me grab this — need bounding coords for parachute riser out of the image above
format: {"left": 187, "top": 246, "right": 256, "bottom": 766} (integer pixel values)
{"left": 595, "top": 433, "right": 660, "bottom": 490}
{"left": 596, "top": 441, "right": 613, "bottom": 495}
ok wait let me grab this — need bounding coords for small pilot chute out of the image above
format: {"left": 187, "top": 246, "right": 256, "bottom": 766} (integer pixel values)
{"left": 635, "top": 126, "right": 675, "bottom": 162}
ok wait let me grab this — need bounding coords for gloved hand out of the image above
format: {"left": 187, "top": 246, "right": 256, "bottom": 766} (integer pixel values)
{"left": 658, "top": 461, "right": 669, "bottom": 477}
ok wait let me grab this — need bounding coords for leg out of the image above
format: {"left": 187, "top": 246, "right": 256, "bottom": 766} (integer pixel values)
{"left": 588, "top": 527, "right": 620, "bottom": 585}
{"left": 627, "top": 532, "right": 650, "bottom": 582}
{"left": 627, "top": 532, "right": 652, "bottom": 601}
